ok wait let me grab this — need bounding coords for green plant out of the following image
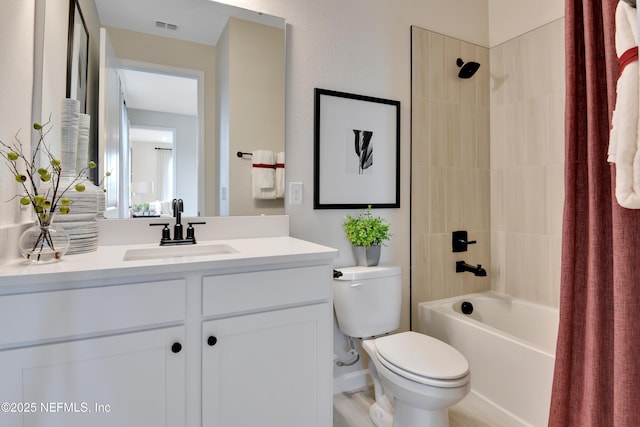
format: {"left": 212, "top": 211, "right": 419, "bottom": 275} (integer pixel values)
{"left": 343, "top": 205, "right": 391, "bottom": 247}
{"left": 0, "top": 119, "right": 91, "bottom": 223}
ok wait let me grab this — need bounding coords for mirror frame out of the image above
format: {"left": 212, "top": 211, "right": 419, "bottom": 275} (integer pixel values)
{"left": 65, "top": 0, "right": 89, "bottom": 113}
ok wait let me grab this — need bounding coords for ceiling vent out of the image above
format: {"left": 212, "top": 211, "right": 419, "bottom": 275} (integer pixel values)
{"left": 154, "top": 20, "right": 178, "bottom": 31}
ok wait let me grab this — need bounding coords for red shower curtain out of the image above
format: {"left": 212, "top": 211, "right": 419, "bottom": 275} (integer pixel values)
{"left": 549, "top": 0, "right": 640, "bottom": 425}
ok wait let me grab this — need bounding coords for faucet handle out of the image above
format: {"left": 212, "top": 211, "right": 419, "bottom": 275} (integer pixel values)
{"left": 150, "top": 223, "right": 171, "bottom": 243}
{"left": 452, "top": 230, "right": 476, "bottom": 252}
{"left": 186, "top": 221, "right": 206, "bottom": 242}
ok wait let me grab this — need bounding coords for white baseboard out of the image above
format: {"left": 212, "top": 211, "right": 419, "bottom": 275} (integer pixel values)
{"left": 333, "top": 369, "right": 370, "bottom": 394}
{"left": 462, "top": 390, "right": 532, "bottom": 427}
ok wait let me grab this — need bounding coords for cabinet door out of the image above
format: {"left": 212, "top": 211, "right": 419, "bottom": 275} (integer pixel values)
{"left": 202, "top": 304, "right": 332, "bottom": 427}
{"left": 0, "top": 326, "right": 185, "bottom": 427}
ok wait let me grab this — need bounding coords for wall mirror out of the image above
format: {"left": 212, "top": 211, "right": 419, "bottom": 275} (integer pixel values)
{"left": 83, "top": 0, "right": 285, "bottom": 218}
{"left": 66, "top": 0, "right": 89, "bottom": 113}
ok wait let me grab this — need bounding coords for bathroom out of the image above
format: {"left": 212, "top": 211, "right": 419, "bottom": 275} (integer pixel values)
{"left": 0, "top": 0, "right": 634, "bottom": 426}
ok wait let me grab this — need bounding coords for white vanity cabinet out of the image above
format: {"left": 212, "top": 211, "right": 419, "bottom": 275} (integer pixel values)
{"left": 0, "top": 279, "right": 188, "bottom": 427}
{"left": 0, "top": 326, "right": 186, "bottom": 427}
{"left": 0, "top": 236, "right": 337, "bottom": 427}
{"left": 200, "top": 265, "right": 332, "bottom": 427}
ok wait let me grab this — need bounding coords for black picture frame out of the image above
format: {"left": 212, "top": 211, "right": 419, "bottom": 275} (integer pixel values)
{"left": 313, "top": 88, "right": 400, "bottom": 209}
{"left": 66, "top": 0, "right": 89, "bottom": 113}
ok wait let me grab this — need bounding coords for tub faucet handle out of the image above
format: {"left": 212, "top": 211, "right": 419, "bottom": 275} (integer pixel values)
{"left": 452, "top": 230, "right": 476, "bottom": 252}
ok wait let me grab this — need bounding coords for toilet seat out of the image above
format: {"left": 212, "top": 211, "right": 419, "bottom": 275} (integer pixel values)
{"left": 373, "top": 332, "right": 470, "bottom": 388}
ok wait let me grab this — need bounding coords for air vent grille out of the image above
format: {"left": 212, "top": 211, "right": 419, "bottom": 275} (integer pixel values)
{"left": 154, "top": 20, "right": 178, "bottom": 31}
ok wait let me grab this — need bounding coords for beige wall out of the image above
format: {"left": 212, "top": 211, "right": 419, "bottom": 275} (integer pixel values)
{"left": 411, "top": 19, "right": 565, "bottom": 315}
{"left": 225, "top": 18, "right": 285, "bottom": 216}
{"left": 410, "top": 27, "right": 491, "bottom": 327}
{"left": 490, "top": 19, "right": 565, "bottom": 307}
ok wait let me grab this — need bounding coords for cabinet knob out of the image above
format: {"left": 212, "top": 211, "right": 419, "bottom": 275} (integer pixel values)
{"left": 207, "top": 336, "right": 218, "bottom": 346}
{"left": 171, "top": 342, "right": 182, "bottom": 353}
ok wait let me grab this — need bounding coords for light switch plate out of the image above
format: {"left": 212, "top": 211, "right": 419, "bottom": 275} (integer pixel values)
{"left": 289, "top": 182, "right": 303, "bottom": 205}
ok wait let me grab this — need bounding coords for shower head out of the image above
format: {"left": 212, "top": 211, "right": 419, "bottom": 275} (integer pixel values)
{"left": 456, "top": 58, "right": 480, "bottom": 79}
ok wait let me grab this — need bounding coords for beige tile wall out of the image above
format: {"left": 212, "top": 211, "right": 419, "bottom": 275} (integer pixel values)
{"left": 411, "top": 27, "right": 491, "bottom": 327}
{"left": 410, "top": 19, "right": 565, "bottom": 324}
{"left": 490, "top": 19, "right": 564, "bottom": 308}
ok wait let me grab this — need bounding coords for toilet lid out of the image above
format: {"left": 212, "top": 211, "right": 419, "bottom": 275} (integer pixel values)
{"left": 375, "top": 332, "right": 469, "bottom": 387}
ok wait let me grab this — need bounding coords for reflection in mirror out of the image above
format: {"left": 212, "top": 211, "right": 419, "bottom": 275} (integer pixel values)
{"left": 94, "top": 0, "right": 286, "bottom": 218}
{"left": 67, "top": 0, "right": 89, "bottom": 113}
{"left": 129, "top": 127, "right": 177, "bottom": 218}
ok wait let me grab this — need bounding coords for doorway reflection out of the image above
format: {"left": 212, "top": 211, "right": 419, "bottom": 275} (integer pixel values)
{"left": 130, "top": 127, "right": 176, "bottom": 217}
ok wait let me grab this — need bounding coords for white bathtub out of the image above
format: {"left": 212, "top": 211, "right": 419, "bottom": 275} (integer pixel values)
{"left": 418, "top": 291, "right": 558, "bottom": 427}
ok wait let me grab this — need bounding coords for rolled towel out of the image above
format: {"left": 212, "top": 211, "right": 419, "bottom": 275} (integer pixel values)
{"left": 251, "top": 150, "right": 276, "bottom": 199}
{"left": 276, "top": 151, "right": 285, "bottom": 198}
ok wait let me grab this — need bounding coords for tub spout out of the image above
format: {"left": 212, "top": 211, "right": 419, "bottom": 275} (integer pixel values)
{"left": 456, "top": 261, "right": 487, "bottom": 277}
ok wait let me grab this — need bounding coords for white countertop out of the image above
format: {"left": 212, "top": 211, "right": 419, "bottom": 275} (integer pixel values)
{"left": 0, "top": 236, "right": 338, "bottom": 289}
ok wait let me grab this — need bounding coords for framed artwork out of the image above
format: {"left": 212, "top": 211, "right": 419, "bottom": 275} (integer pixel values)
{"left": 66, "top": 0, "right": 89, "bottom": 113}
{"left": 313, "top": 88, "right": 400, "bottom": 209}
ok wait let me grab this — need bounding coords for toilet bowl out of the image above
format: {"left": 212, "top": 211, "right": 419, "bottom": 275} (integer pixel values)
{"left": 362, "top": 332, "right": 470, "bottom": 427}
{"left": 333, "top": 266, "right": 471, "bottom": 427}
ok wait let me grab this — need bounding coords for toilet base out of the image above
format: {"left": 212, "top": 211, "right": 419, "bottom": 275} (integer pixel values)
{"left": 393, "top": 400, "right": 449, "bottom": 427}
{"left": 368, "top": 398, "right": 450, "bottom": 427}
{"left": 369, "top": 401, "right": 393, "bottom": 427}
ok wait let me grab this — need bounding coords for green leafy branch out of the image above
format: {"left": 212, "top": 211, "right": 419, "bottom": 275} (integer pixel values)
{"left": 0, "top": 119, "right": 93, "bottom": 222}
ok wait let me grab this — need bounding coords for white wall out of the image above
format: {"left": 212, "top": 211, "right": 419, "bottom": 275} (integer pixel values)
{"left": 0, "top": 1, "right": 36, "bottom": 263}
{"left": 488, "top": 0, "right": 564, "bottom": 47}
{"left": 131, "top": 140, "right": 166, "bottom": 203}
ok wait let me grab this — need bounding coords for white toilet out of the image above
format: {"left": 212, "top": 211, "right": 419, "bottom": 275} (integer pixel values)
{"left": 333, "top": 266, "right": 470, "bottom": 427}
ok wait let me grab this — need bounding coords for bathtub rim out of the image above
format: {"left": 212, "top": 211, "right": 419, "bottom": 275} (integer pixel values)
{"left": 418, "top": 290, "right": 559, "bottom": 357}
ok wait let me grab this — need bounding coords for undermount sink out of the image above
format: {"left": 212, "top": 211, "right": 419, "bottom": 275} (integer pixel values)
{"left": 123, "top": 244, "right": 238, "bottom": 261}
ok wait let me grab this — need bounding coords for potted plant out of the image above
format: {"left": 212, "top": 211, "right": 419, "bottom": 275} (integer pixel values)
{"left": 343, "top": 205, "right": 391, "bottom": 266}
{"left": 1, "top": 118, "right": 92, "bottom": 263}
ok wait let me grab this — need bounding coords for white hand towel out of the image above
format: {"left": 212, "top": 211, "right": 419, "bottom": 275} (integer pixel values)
{"left": 276, "top": 152, "right": 285, "bottom": 198}
{"left": 608, "top": 1, "right": 640, "bottom": 208}
{"left": 251, "top": 150, "right": 276, "bottom": 199}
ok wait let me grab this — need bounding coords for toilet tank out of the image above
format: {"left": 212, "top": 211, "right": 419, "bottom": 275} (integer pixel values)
{"left": 333, "top": 266, "right": 401, "bottom": 338}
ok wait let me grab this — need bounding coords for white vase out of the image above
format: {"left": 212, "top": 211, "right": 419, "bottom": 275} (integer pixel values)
{"left": 57, "top": 100, "right": 98, "bottom": 254}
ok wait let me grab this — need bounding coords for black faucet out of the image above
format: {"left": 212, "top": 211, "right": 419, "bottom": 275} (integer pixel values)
{"left": 456, "top": 261, "right": 487, "bottom": 277}
{"left": 149, "top": 199, "right": 206, "bottom": 245}
{"left": 173, "top": 199, "right": 184, "bottom": 240}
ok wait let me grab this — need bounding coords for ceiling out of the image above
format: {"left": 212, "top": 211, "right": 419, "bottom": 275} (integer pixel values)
{"left": 94, "top": 0, "right": 284, "bottom": 47}
{"left": 118, "top": 69, "right": 198, "bottom": 116}
{"left": 94, "top": 0, "right": 284, "bottom": 117}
